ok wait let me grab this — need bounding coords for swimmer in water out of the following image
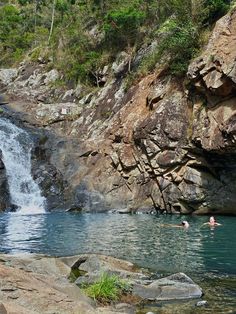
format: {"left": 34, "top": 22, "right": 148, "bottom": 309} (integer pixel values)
{"left": 181, "top": 220, "right": 190, "bottom": 229}
{"left": 161, "top": 220, "right": 189, "bottom": 229}
{"left": 203, "top": 216, "right": 221, "bottom": 227}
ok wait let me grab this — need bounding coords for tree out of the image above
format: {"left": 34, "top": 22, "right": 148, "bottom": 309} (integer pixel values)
{"left": 0, "top": 5, "right": 22, "bottom": 49}
{"left": 56, "top": 0, "right": 69, "bottom": 19}
{"left": 104, "top": 6, "right": 145, "bottom": 71}
{"left": 202, "top": 0, "right": 231, "bottom": 24}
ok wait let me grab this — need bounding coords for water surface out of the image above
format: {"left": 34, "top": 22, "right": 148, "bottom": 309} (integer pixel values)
{"left": 0, "top": 212, "right": 235, "bottom": 275}
{"left": 0, "top": 212, "right": 235, "bottom": 313}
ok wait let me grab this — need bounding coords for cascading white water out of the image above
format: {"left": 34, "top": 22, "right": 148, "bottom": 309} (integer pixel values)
{"left": 0, "top": 118, "right": 46, "bottom": 214}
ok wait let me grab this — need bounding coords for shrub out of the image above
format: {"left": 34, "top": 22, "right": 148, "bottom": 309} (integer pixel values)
{"left": 157, "top": 18, "right": 199, "bottom": 76}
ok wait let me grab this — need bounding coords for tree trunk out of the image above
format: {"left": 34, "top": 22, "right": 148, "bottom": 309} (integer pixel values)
{"left": 48, "top": 0, "right": 56, "bottom": 45}
{"left": 34, "top": 0, "right": 37, "bottom": 45}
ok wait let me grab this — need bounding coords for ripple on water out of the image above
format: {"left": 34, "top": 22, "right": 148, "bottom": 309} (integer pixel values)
{"left": 0, "top": 212, "right": 235, "bottom": 312}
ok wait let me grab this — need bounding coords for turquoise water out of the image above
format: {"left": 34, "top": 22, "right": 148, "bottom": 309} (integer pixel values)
{"left": 0, "top": 212, "right": 235, "bottom": 313}
{"left": 0, "top": 212, "right": 235, "bottom": 275}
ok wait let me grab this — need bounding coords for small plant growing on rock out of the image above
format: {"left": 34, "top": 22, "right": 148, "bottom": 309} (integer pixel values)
{"left": 83, "top": 273, "right": 131, "bottom": 304}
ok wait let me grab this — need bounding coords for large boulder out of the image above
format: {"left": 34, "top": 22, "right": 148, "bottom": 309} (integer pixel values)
{"left": 61, "top": 254, "right": 148, "bottom": 286}
{"left": 0, "top": 254, "right": 96, "bottom": 314}
{"left": 132, "top": 273, "right": 202, "bottom": 301}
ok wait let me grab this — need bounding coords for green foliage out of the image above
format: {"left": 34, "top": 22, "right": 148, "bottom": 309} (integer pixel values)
{"left": 56, "top": 0, "right": 69, "bottom": 12}
{"left": 158, "top": 19, "right": 199, "bottom": 76}
{"left": 83, "top": 273, "right": 131, "bottom": 304}
{"left": 103, "top": 6, "right": 145, "bottom": 49}
{"left": 140, "top": 51, "right": 160, "bottom": 74}
{"left": 203, "top": 0, "right": 231, "bottom": 24}
{"left": 0, "top": 5, "right": 21, "bottom": 41}
{"left": 0, "top": 5, "right": 27, "bottom": 64}
{"left": 0, "top": 0, "right": 232, "bottom": 84}
{"left": 29, "top": 44, "right": 47, "bottom": 62}
{"left": 56, "top": 0, "right": 70, "bottom": 18}
{"left": 55, "top": 33, "right": 108, "bottom": 85}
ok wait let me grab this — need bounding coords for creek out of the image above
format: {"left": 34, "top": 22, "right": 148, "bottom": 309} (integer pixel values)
{"left": 0, "top": 117, "right": 235, "bottom": 313}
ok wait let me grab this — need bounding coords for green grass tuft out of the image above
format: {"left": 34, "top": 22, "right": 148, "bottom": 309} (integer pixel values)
{"left": 83, "top": 273, "right": 131, "bottom": 304}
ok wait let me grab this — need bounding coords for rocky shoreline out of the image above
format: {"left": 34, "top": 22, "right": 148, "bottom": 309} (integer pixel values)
{"left": 0, "top": 253, "right": 203, "bottom": 314}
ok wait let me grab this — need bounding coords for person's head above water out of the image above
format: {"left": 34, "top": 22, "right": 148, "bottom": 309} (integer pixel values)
{"left": 181, "top": 221, "right": 189, "bottom": 228}
{"left": 209, "top": 216, "right": 215, "bottom": 224}
{"left": 202, "top": 216, "right": 221, "bottom": 227}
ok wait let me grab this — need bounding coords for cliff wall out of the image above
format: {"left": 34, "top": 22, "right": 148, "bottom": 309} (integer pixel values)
{"left": 0, "top": 8, "right": 236, "bottom": 214}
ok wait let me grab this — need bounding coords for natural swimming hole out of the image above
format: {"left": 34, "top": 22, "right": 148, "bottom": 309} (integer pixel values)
{"left": 0, "top": 212, "right": 235, "bottom": 313}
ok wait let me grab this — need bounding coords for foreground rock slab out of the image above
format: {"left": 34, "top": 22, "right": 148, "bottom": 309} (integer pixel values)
{"left": 0, "top": 254, "right": 129, "bottom": 314}
{"left": 0, "top": 253, "right": 203, "bottom": 313}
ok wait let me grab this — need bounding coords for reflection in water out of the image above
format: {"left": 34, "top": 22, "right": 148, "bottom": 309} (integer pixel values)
{"left": 3, "top": 212, "right": 46, "bottom": 254}
{"left": 0, "top": 212, "right": 235, "bottom": 314}
{"left": 200, "top": 221, "right": 236, "bottom": 275}
{"left": 0, "top": 213, "right": 235, "bottom": 277}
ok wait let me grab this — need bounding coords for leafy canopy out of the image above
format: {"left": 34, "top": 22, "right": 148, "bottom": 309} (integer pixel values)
{"left": 0, "top": 0, "right": 232, "bottom": 82}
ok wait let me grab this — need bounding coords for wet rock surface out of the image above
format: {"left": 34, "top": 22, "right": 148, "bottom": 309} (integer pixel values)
{"left": 0, "top": 156, "right": 10, "bottom": 211}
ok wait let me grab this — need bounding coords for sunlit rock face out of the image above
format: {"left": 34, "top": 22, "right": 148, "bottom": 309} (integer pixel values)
{"left": 185, "top": 7, "right": 236, "bottom": 214}
{"left": 62, "top": 7, "right": 235, "bottom": 215}
{"left": 1, "top": 9, "right": 236, "bottom": 214}
{"left": 188, "top": 7, "right": 236, "bottom": 152}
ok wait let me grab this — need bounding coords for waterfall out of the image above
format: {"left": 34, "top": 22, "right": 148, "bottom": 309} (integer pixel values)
{"left": 0, "top": 118, "right": 46, "bottom": 213}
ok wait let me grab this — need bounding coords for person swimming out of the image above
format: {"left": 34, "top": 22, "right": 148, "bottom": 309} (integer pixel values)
{"left": 181, "top": 220, "right": 190, "bottom": 228}
{"left": 161, "top": 220, "right": 189, "bottom": 229}
{"left": 203, "top": 216, "right": 221, "bottom": 226}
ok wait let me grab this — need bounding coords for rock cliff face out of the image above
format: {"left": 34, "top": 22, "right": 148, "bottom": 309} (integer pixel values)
{"left": 0, "top": 8, "right": 236, "bottom": 214}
